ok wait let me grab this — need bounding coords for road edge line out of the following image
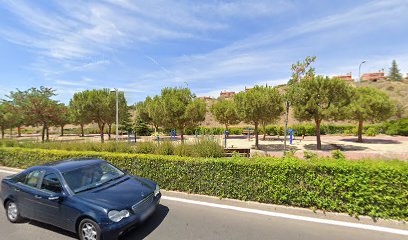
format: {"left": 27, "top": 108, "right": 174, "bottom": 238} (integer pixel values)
{"left": 162, "top": 196, "right": 408, "bottom": 236}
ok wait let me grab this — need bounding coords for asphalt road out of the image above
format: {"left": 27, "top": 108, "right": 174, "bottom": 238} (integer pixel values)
{"left": 0, "top": 171, "right": 406, "bottom": 240}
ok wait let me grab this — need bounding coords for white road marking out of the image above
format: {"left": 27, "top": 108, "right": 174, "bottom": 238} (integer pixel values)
{"left": 1, "top": 168, "right": 407, "bottom": 236}
{"left": 162, "top": 196, "right": 408, "bottom": 236}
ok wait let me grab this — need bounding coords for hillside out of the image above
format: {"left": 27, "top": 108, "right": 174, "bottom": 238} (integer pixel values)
{"left": 202, "top": 79, "right": 408, "bottom": 128}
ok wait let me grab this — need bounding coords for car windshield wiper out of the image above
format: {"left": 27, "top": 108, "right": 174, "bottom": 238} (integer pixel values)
{"left": 74, "top": 175, "right": 125, "bottom": 194}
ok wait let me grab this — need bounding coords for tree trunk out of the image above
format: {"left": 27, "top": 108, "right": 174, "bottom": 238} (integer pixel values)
{"left": 60, "top": 125, "right": 64, "bottom": 136}
{"left": 80, "top": 124, "right": 84, "bottom": 137}
{"left": 46, "top": 126, "right": 49, "bottom": 141}
{"left": 357, "top": 119, "right": 363, "bottom": 143}
{"left": 17, "top": 126, "right": 21, "bottom": 137}
{"left": 1, "top": 126, "right": 4, "bottom": 139}
{"left": 254, "top": 122, "right": 259, "bottom": 149}
{"left": 108, "top": 124, "right": 112, "bottom": 140}
{"left": 9, "top": 128, "right": 13, "bottom": 138}
{"left": 41, "top": 123, "right": 46, "bottom": 142}
{"left": 283, "top": 101, "right": 290, "bottom": 155}
{"left": 180, "top": 129, "right": 184, "bottom": 141}
{"left": 99, "top": 123, "right": 105, "bottom": 143}
{"left": 315, "top": 119, "right": 321, "bottom": 150}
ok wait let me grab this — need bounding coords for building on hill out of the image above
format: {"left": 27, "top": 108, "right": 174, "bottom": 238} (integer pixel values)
{"left": 334, "top": 73, "right": 354, "bottom": 82}
{"left": 220, "top": 91, "right": 235, "bottom": 99}
{"left": 198, "top": 96, "right": 214, "bottom": 101}
{"left": 361, "top": 71, "right": 386, "bottom": 82}
{"left": 244, "top": 86, "right": 253, "bottom": 92}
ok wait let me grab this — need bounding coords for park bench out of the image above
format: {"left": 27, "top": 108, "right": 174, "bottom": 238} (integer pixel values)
{"left": 224, "top": 148, "right": 250, "bottom": 157}
{"left": 242, "top": 129, "right": 254, "bottom": 135}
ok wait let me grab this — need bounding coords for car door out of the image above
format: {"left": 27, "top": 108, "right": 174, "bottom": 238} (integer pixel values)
{"left": 14, "top": 170, "right": 45, "bottom": 219}
{"left": 33, "top": 171, "right": 66, "bottom": 227}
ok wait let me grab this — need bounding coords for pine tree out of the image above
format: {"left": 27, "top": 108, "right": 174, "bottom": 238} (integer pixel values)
{"left": 388, "top": 60, "right": 403, "bottom": 81}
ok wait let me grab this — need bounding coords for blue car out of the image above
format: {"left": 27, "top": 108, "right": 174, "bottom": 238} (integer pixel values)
{"left": 0, "top": 158, "right": 161, "bottom": 240}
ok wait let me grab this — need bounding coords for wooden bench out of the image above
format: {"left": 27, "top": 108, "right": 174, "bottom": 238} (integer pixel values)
{"left": 242, "top": 129, "right": 254, "bottom": 135}
{"left": 224, "top": 148, "right": 250, "bottom": 157}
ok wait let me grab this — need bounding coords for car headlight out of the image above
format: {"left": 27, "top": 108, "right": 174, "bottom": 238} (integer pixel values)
{"left": 108, "top": 210, "right": 130, "bottom": 222}
{"left": 154, "top": 184, "right": 160, "bottom": 197}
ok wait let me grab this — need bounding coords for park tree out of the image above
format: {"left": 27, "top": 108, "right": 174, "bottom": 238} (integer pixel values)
{"left": 136, "top": 95, "right": 163, "bottom": 133}
{"left": 210, "top": 99, "right": 240, "bottom": 134}
{"left": 52, "top": 104, "right": 70, "bottom": 136}
{"left": 78, "top": 89, "right": 111, "bottom": 142}
{"left": 283, "top": 56, "right": 316, "bottom": 153}
{"left": 69, "top": 91, "right": 92, "bottom": 136}
{"left": 0, "top": 102, "right": 13, "bottom": 138}
{"left": 8, "top": 87, "right": 60, "bottom": 142}
{"left": 388, "top": 60, "right": 403, "bottom": 81}
{"left": 291, "top": 76, "right": 354, "bottom": 150}
{"left": 160, "top": 87, "right": 206, "bottom": 140}
{"left": 348, "top": 87, "right": 394, "bottom": 142}
{"left": 234, "top": 85, "right": 284, "bottom": 149}
{"left": 395, "top": 102, "right": 406, "bottom": 119}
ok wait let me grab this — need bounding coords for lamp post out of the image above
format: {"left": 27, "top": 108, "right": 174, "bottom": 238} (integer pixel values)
{"left": 359, "top": 60, "right": 367, "bottom": 82}
{"left": 111, "top": 88, "right": 119, "bottom": 142}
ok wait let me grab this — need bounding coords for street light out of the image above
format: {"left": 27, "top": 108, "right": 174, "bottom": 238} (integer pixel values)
{"left": 110, "top": 88, "right": 119, "bottom": 142}
{"left": 359, "top": 60, "right": 367, "bottom": 82}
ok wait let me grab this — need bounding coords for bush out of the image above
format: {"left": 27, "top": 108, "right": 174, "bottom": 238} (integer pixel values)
{"left": 365, "top": 127, "right": 379, "bottom": 136}
{"left": 303, "top": 151, "right": 317, "bottom": 159}
{"left": 155, "top": 140, "right": 174, "bottom": 155}
{"left": 384, "top": 119, "right": 408, "bottom": 136}
{"left": 0, "top": 147, "right": 406, "bottom": 220}
{"left": 135, "top": 142, "right": 157, "bottom": 154}
{"left": 331, "top": 150, "right": 345, "bottom": 160}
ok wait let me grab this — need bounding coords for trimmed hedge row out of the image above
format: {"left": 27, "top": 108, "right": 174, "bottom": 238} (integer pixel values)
{"left": 0, "top": 147, "right": 407, "bottom": 220}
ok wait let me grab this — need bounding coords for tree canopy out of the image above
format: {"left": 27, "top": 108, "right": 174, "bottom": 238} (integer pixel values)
{"left": 160, "top": 87, "right": 206, "bottom": 140}
{"left": 210, "top": 99, "right": 240, "bottom": 132}
{"left": 291, "top": 76, "right": 353, "bottom": 149}
{"left": 388, "top": 60, "right": 403, "bottom": 81}
{"left": 348, "top": 86, "right": 394, "bottom": 142}
{"left": 234, "top": 85, "right": 284, "bottom": 149}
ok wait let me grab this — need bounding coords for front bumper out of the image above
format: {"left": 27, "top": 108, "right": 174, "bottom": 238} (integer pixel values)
{"left": 100, "top": 193, "right": 161, "bottom": 240}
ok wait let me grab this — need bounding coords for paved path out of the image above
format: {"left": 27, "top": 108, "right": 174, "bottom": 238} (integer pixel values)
{"left": 0, "top": 171, "right": 406, "bottom": 240}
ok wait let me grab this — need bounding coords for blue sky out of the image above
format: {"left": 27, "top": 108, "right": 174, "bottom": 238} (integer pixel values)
{"left": 0, "top": 0, "right": 407, "bottom": 104}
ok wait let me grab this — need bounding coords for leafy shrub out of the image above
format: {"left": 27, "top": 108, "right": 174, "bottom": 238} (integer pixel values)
{"left": 365, "top": 127, "right": 379, "bottom": 136}
{"left": 384, "top": 118, "right": 408, "bottom": 136}
{"left": 135, "top": 142, "right": 157, "bottom": 154}
{"left": 0, "top": 147, "right": 407, "bottom": 220}
{"left": 303, "top": 150, "right": 317, "bottom": 159}
{"left": 155, "top": 140, "right": 174, "bottom": 155}
{"left": 331, "top": 150, "right": 345, "bottom": 160}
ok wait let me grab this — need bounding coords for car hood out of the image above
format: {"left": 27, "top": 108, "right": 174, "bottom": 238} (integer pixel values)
{"left": 75, "top": 176, "right": 155, "bottom": 210}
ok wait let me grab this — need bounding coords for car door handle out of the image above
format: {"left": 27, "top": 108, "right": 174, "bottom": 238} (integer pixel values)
{"left": 14, "top": 188, "right": 20, "bottom": 192}
{"left": 34, "top": 195, "right": 42, "bottom": 199}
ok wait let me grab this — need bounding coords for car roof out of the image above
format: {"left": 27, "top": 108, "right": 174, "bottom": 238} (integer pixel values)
{"left": 39, "top": 158, "right": 106, "bottom": 172}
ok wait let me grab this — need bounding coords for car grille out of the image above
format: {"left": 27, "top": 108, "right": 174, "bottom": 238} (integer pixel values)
{"left": 132, "top": 192, "right": 154, "bottom": 214}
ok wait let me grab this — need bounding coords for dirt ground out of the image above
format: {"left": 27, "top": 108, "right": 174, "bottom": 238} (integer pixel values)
{"left": 4, "top": 133, "right": 408, "bottom": 160}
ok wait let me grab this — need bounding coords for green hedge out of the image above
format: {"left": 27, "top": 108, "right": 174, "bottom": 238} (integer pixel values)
{"left": 0, "top": 147, "right": 407, "bottom": 220}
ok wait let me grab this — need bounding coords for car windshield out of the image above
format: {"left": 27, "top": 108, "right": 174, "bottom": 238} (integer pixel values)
{"left": 62, "top": 162, "right": 125, "bottom": 193}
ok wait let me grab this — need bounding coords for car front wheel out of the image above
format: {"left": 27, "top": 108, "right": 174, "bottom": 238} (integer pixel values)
{"left": 78, "top": 218, "right": 101, "bottom": 240}
{"left": 6, "top": 201, "right": 24, "bottom": 223}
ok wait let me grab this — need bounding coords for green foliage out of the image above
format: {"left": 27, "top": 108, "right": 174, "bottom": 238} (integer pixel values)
{"left": 388, "top": 60, "right": 403, "bottom": 81}
{"left": 8, "top": 87, "right": 60, "bottom": 141}
{"left": 1, "top": 147, "right": 407, "bottom": 220}
{"left": 291, "top": 76, "right": 354, "bottom": 149}
{"left": 234, "top": 85, "right": 284, "bottom": 148}
{"left": 160, "top": 87, "right": 207, "bottom": 139}
{"left": 69, "top": 91, "right": 92, "bottom": 136}
{"left": 331, "top": 150, "right": 345, "bottom": 160}
{"left": 365, "top": 127, "right": 379, "bottom": 136}
{"left": 135, "top": 95, "right": 163, "bottom": 132}
{"left": 134, "top": 119, "right": 152, "bottom": 136}
{"left": 303, "top": 151, "right": 317, "bottom": 159}
{"left": 210, "top": 99, "right": 240, "bottom": 130}
{"left": 155, "top": 140, "right": 174, "bottom": 155}
{"left": 384, "top": 118, "right": 408, "bottom": 136}
{"left": 348, "top": 86, "right": 394, "bottom": 142}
